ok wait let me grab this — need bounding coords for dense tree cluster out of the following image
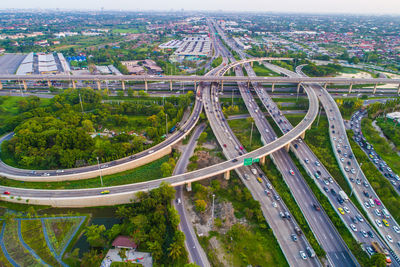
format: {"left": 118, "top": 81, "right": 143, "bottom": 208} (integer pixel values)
{"left": 302, "top": 63, "right": 343, "bottom": 77}
{"left": 84, "top": 184, "right": 187, "bottom": 265}
{"left": 1, "top": 89, "right": 192, "bottom": 169}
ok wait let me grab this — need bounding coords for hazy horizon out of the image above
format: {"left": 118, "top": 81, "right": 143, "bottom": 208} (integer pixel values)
{"left": 2, "top": 0, "right": 400, "bottom": 15}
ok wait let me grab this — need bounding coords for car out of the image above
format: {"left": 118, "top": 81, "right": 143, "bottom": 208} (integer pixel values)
{"left": 272, "top": 202, "right": 277, "bottom": 208}
{"left": 279, "top": 211, "right": 285, "bottom": 218}
{"left": 264, "top": 189, "right": 271, "bottom": 196}
{"left": 356, "top": 214, "right": 364, "bottom": 222}
{"left": 383, "top": 219, "right": 390, "bottom": 227}
{"left": 351, "top": 217, "right": 358, "bottom": 224}
{"left": 364, "top": 181, "right": 369, "bottom": 188}
{"left": 274, "top": 195, "right": 280, "bottom": 201}
{"left": 176, "top": 198, "right": 181, "bottom": 204}
{"left": 315, "top": 161, "right": 320, "bottom": 167}
{"left": 304, "top": 159, "right": 309, "bottom": 164}
{"left": 350, "top": 168, "right": 356, "bottom": 174}
{"left": 376, "top": 219, "right": 383, "bottom": 227}
{"left": 231, "top": 159, "right": 238, "bottom": 163}
{"left": 345, "top": 166, "right": 350, "bottom": 172}
{"left": 56, "top": 169, "right": 64, "bottom": 173}
{"left": 338, "top": 207, "right": 345, "bottom": 215}
{"left": 387, "top": 235, "right": 394, "bottom": 243}
{"left": 374, "top": 198, "right": 381, "bottom": 206}
{"left": 343, "top": 206, "right": 350, "bottom": 213}
{"left": 340, "top": 158, "right": 345, "bottom": 163}
{"left": 364, "top": 202, "right": 370, "bottom": 209}
{"left": 3, "top": 191, "right": 10, "bottom": 195}
{"left": 350, "top": 224, "right": 357, "bottom": 232}
{"left": 101, "top": 190, "right": 110, "bottom": 194}
{"left": 361, "top": 230, "right": 368, "bottom": 238}
{"left": 148, "top": 150, "right": 154, "bottom": 154}
{"left": 314, "top": 172, "right": 320, "bottom": 179}
{"left": 313, "top": 203, "right": 321, "bottom": 211}
{"left": 244, "top": 174, "right": 250, "bottom": 180}
{"left": 43, "top": 172, "right": 50, "bottom": 176}
{"left": 299, "top": 251, "right": 307, "bottom": 260}
{"left": 289, "top": 169, "right": 295, "bottom": 176}
{"left": 323, "top": 179, "right": 329, "bottom": 185}
{"left": 223, "top": 144, "right": 227, "bottom": 147}
{"left": 366, "top": 246, "right": 375, "bottom": 255}
{"left": 284, "top": 211, "right": 291, "bottom": 219}
{"left": 291, "top": 234, "right": 298, "bottom": 242}
{"left": 323, "top": 186, "right": 329, "bottom": 192}
{"left": 394, "top": 226, "right": 400, "bottom": 234}
{"left": 367, "top": 231, "right": 374, "bottom": 238}
{"left": 257, "top": 177, "right": 263, "bottom": 183}
{"left": 363, "top": 191, "right": 370, "bottom": 198}
{"left": 375, "top": 209, "right": 382, "bottom": 217}
{"left": 391, "top": 180, "right": 397, "bottom": 186}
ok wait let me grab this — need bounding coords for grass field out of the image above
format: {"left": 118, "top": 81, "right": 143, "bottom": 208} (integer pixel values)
{"left": 376, "top": 118, "right": 400, "bottom": 148}
{"left": 0, "top": 155, "right": 169, "bottom": 190}
{"left": 21, "top": 219, "right": 61, "bottom": 266}
{"left": 252, "top": 62, "right": 280, "bottom": 77}
{"left": 228, "top": 119, "right": 263, "bottom": 151}
{"left": 0, "top": 222, "right": 12, "bottom": 267}
{"left": 361, "top": 118, "right": 400, "bottom": 177}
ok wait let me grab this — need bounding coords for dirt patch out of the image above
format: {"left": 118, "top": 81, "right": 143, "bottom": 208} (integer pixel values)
{"left": 196, "top": 150, "right": 222, "bottom": 169}
{"left": 209, "top": 236, "right": 231, "bottom": 266}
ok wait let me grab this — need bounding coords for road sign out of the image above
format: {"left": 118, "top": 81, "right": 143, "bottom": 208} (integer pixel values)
{"left": 244, "top": 158, "right": 253, "bottom": 166}
{"left": 253, "top": 158, "right": 260, "bottom": 163}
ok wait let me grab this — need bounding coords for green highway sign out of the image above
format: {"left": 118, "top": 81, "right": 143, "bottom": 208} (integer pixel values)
{"left": 244, "top": 158, "right": 253, "bottom": 166}
{"left": 253, "top": 158, "right": 260, "bottom": 163}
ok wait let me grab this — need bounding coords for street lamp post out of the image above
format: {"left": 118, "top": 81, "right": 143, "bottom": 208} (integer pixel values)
{"left": 165, "top": 113, "right": 168, "bottom": 137}
{"left": 211, "top": 194, "right": 215, "bottom": 225}
{"left": 249, "top": 122, "right": 254, "bottom": 148}
{"left": 96, "top": 157, "right": 103, "bottom": 187}
{"left": 351, "top": 162, "right": 362, "bottom": 197}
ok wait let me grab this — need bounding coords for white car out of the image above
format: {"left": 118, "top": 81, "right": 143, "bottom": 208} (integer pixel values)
{"left": 394, "top": 226, "right": 400, "bottom": 234}
{"left": 343, "top": 206, "right": 350, "bottom": 213}
{"left": 361, "top": 230, "right": 368, "bottom": 238}
{"left": 364, "top": 202, "right": 370, "bottom": 209}
{"left": 387, "top": 235, "right": 394, "bottom": 243}
{"left": 272, "top": 202, "right": 277, "bottom": 208}
{"left": 376, "top": 219, "right": 383, "bottom": 227}
{"left": 350, "top": 224, "right": 357, "bottom": 232}
{"left": 375, "top": 209, "right": 382, "bottom": 217}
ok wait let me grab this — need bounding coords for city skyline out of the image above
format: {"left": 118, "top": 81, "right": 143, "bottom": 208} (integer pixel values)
{"left": 2, "top": 0, "right": 400, "bottom": 15}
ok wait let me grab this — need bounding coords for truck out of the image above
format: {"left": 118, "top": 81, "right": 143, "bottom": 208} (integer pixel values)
{"left": 371, "top": 241, "right": 392, "bottom": 265}
{"left": 339, "top": 190, "right": 349, "bottom": 202}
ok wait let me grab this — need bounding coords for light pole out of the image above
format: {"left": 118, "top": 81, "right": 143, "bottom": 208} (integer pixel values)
{"left": 249, "top": 121, "right": 254, "bottom": 148}
{"left": 351, "top": 162, "right": 362, "bottom": 197}
{"left": 316, "top": 105, "right": 322, "bottom": 127}
{"left": 165, "top": 113, "right": 168, "bottom": 137}
{"left": 211, "top": 194, "right": 215, "bottom": 225}
{"left": 96, "top": 157, "right": 103, "bottom": 187}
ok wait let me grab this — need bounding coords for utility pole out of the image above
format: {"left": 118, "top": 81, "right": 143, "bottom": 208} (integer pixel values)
{"left": 249, "top": 121, "right": 254, "bottom": 148}
{"left": 96, "top": 157, "right": 103, "bottom": 187}
{"left": 165, "top": 113, "right": 168, "bottom": 136}
{"left": 351, "top": 162, "right": 362, "bottom": 197}
{"left": 231, "top": 88, "right": 234, "bottom": 106}
{"left": 79, "top": 93, "right": 84, "bottom": 115}
{"left": 211, "top": 194, "right": 215, "bottom": 226}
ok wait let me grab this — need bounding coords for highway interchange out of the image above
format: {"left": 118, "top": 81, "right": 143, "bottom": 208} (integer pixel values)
{"left": 0, "top": 18, "right": 400, "bottom": 267}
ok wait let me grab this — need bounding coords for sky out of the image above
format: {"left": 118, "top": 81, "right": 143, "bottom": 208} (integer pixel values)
{"left": 2, "top": 0, "right": 400, "bottom": 15}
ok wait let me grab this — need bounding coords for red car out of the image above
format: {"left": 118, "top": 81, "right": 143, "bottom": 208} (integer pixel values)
{"left": 223, "top": 144, "right": 227, "bottom": 148}
{"left": 289, "top": 169, "right": 295, "bottom": 176}
{"left": 3, "top": 191, "right": 10, "bottom": 195}
{"left": 374, "top": 198, "right": 381, "bottom": 206}
{"left": 239, "top": 146, "right": 244, "bottom": 150}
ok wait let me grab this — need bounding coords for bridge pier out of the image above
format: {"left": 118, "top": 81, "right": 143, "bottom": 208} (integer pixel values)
{"left": 373, "top": 83, "right": 377, "bottom": 94}
{"left": 47, "top": 80, "right": 52, "bottom": 88}
{"left": 0, "top": 81, "right": 3, "bottom": 90}
{"left": 397, "top": 84, "right": 400, "bottom": 95}
{"left": 169, "top": 80, "right": 173, "bottom": 91}
{"left": 224, "top": 170, "right": 230, "bottom": 180}
{"left": 96, "top": 81, "right": 101, "bottom": 90}
{"left": 271, "top": 83, "right": 275, "bottom": 92}
{"left": 145, "top": 80, "right": 148, "bottom": 91}
{"left": 324, "top": 83, "right": 328, "bottom": 90}
{"left": 250, "top": 61, "right": 253, "bottom": 67}
{"left": 297, "top": 83, "right": 302, "bottom": 94}
{"left": 186, "top": 182, "right": 192, "bottom": 192}
{"left": 348, "top": 83, "right": 353, "bottom": 94}
{"left": 284, "top": 143, "right": 290, "bottom": 152}
{"left": 194, "top": 81, "right": 197, "bottom": 91}
{"left": 121, "top": 81, "right": 125, "bottom": 91}
{"left": 221, "top": 81, "right": 224, "bottom": 92}
{"left": 247, "top": 80, "right": 250, "bottom": 89}
{"left": 72, "top": 80, "right": 76, "bottom": 89}
{"left": 259, "top": 156, "right": 265, "bottom": 165}
{"left": 300, "top": 131, "right": 306, "bottom": 139}
{"left": 22, "top": 80, "right": 27, "bottom": 91}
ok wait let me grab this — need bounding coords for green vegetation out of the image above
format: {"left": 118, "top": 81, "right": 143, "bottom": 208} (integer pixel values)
{"left": 376, "top": 118, "right": 400, "bottom": 148}
{"left": 260, "top": 158, "right": 326, "bottom": 259}
{"left": 21, "top": 219, "right": 61, "bottom": 266}
{"left": 196, "top": 176, "right": 288, "bottom": 267}
{"left": 361, "top": 118, "right": 400, "bottom": 176}
{"left": 110, "top": 262, "right": 142, "bottom": 267}
{"left": 348, "top": 130, "right": 400, "bottom": 225}
{"left": 0, "top": 154, "right": 171, "bottom": 189}
{"left": 302, "top": 63, "right": 342, "bottom": 77}
{"left": 211, "top": 56, "right": 223, "bottom": 68}
{"left": 228, "top": 118, "right": 263, "bottom": 151}
{"left": 0, "top": 89, "right": 192, "bottom": 169}
{"left": 0, "top": 222, "right": 12, "bottom": 267}
{"left": 84, "top": 184, "right": 188, "bottom": 265}
{"left": 335, "top": 98, "right": 363, "bottom": 119}
{"left": 252, "top": 62, "right": 280, "bottom": 76}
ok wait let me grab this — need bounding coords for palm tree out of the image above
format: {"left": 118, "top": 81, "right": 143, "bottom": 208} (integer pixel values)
{"left": 168, "top": 241, "right": 184, "bottom": 260}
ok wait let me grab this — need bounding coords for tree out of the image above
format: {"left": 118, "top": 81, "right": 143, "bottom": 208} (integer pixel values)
{"left": 160, "top": 162, "right": 173, "bottom": 177}
{"left": 117, "top": 90, "right": 125, "bottom": 98}
{"left": 84, "top": 224, "right": 107, "bottom": 247}
{"left": 195, "top": 199, "right": 207, "bottom": 212}
{"left": 198, "top": 132, "right": 207, "bottom": 144}
{"left": 81, "top": 119, "right": 94, "bottom": 132}
{"left": 81, "top": 250, "right": 103, "bottom": 266}
{"left": 127, "top": 88, "right": 134, "bottom": 98}
{"left": 370, "top": 253, "right": 387, "bottom": 267}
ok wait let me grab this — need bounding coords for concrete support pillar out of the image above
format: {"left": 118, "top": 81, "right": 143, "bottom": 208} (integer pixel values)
{"left": 297, "top": 83, "right": 302, "bottom": 94}
{"left": 72, "top": 80, "right": 76, "bottom": 89}
{"left": 221, "top": 81, "right": 224, "bottom": 92}
{"left": 22, "top": 80, "right": 27, "bottom": 91}
{"left": 300, "top": 131, "right": 306, "bottom": 139}
{"left": 284, "top": 143, "right": 290, "bottom": 152}
{"left": 372, "top": 83, "right": 377, "bottom": 94}
{"left": 224, "top": 170, "right": 230, "bottom": 180}
{"left": 186, "top": 182, "right": 192, "bottom": 192}
{"left": 121, "top": 81, "right": 125, "bottom": 91}
{"left": 250, "top": 61, "right": 253, "bottom": 67}
{"left": 0, "top": 81, "right": 3, "bottom": 90}
{"left": 145, "top": 80, "right": 148, "bottom": 91}
{"left": 47, "top": 80, "right": 51, "bottom": 88}
{"left": 271, "top": 83, "right": 275, "bottom": 92}
{"left": 259, "top": 156, "right": 265, "bottom": 165}
{"left": 169, "top": 80, "right": 173, "bottom": 91}
{"left": 324, "top": 83, "right": 328, "bottom": 90}
{"left": 397, "top": 84, "right": 400, "bottom": 95}
{"left": 194, "top": 81, "right": 197, "bottom": 91}
{"left": 348, "top": 83, "right": 353, "bottom": 94}
{"left": 96, "top": 81, "right": 101, "bottom": 90}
